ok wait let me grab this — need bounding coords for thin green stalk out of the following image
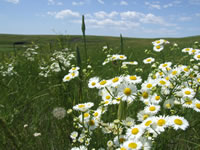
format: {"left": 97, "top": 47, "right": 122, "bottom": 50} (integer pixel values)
{"left": 76, "top": 46, "right": 83, "bottom": 103}
{"left": 81, "top": 15, "right": 87, "bottom": 62}
{"left": 120, "top": 34, "right": 124, "bottom": 54}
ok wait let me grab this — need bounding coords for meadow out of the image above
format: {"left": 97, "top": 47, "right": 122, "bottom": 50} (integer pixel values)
{"left": 0, "top": 30, "right": 200, "bottom": 150}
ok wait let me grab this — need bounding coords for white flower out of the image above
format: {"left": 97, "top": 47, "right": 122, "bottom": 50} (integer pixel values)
{"left": 122, "top": 140, "right": 143, "bottom": 150}
{"left": 88, "top": 77, "right": 99, "bottom": 88}
{"left": 126, "top": 125, "right": 145, "bottom": 140}
{"left": 73, "top": 102, "right": 94, "bottom": 112}
{"left": 153, "top": 45, "right": 164, "bottom": 52}
{"left": 70, "top": 131, "right": 78, "bottom": 140}
{"left": 69, "top": 66, "right": 80, "bottom": 73}
{"left": 144, "top": 104, "right": 160, "bottom": 115}
{"left": 125, "top": 75, "right": 142, "bottom": 84}
{"left": 107, "top": 140, "right": 113, "bottom": 147}
{"left": 193, "top": 99, "right": 200, "bottom": 112}
{"left": 33, "top": 132, "right": 41, "bottom": 137}
{"left": 181, "top": 88, "right": 195, "bottom": 99}
{"left": 143, "top": 57, "right": 155, "bottom": 64}
{"left": 194, "top": 53, "right": 200, "bottom": 61}
{"left": 169, "top": 116, "right": 189, "bottom": 130}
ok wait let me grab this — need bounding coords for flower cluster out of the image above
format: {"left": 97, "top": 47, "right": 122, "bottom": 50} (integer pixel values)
{"left": 0, "top": 62, "right": 16, "bottom": 76}
{"left": 63, "top": 66, "right": 80, "bottom": 82}
{"left": 152, "top": 39, "right": 169, "bottom": 52}
{"left": 39, "top": 48, "right": 75, "bottom": 77}
{"left": 23, "top": 45, "right": 39, "bottom": 61}
{"left": 102, "top": 54, "right": 127, "bottom": 65}
{"left": 69, "top": 40, "right": 200, "bottom": 149}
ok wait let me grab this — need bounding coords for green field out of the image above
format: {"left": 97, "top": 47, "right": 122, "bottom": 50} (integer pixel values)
{"left": 0, "top": 34, "right": 200, "bottom": 150}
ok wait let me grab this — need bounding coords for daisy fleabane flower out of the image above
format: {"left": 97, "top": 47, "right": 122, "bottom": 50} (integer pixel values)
{"left": 88, "top": 77, "right": 99, "bottom": 88}
{"left": 73, "top": 102, "right": 94, "bottom": 112}
{"left": 169, "top": 116, "right": 189, "bottom": 130}
{"left": 143, "top": 57, "right": 155, "bottom": 64}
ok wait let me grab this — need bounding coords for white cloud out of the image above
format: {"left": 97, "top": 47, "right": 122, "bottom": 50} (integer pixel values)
{"left": 48, "top": 0, "right": 63, "bottom": 5}
{"left": 120, "top": 1, "right": 128, "bottom": 6}
{"left": 84, "top": 18, "right": 140, "bottom": 29}
{"left": 120, "top": 11, "right": 143, "bottom": 19}
{"left": 120, "top": 11, "right": 175, "bottom": 27}
{"left": 47, "top": 9, "right": 80, "bottom": 19}
{"left": 145, "top": 2, "right": 161, "bottom": 9}
{"left": 97, "top": 0, "right": 104, "bottom": 4}
{"left": 5, "top": 0, "right": 19, "bottom": 4}
{"left": 72, "top": 1, "right": 84, "bottom": 6}
{"left": 179, "top": 17, "right": 192, "bottom": 21}
{"left": 94, "top": 11, "right": 118, "bottom": 19}
{"left": 163, "top": 1, "right": 181, "bottom": 8}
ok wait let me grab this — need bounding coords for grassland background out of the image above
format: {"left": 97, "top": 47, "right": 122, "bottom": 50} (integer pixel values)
{"left": 0, "top": 34, "right": 200, "bottom": 149}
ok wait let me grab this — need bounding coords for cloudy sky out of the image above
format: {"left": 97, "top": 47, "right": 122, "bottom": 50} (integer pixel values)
{"left": 0, "top": 0, "right": 200, "bottom": 37}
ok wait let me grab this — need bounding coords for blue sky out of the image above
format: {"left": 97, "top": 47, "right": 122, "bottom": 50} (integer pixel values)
{"left": 0, "top": 0, "right": 200, "bottom": 38}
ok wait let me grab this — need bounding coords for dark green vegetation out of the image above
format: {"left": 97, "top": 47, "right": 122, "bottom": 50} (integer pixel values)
{"left": 0, "top": 33, "right": 200, "bottom": 149}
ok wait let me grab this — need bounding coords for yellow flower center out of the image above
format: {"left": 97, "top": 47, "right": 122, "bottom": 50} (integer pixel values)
{"left": 142, "top": 92, "right": 148, "bottom": 99}
{"left": 157, "top": 119, "right": 166, "bottom": 126}
{"left": 94, "top": 112, "right": 98, "bottom": 117}
{"left": 184, "top": 68, "right": 189, "bottom": 72}
{"left": 112, "top": 77, "right": 119, "bottom": 83}
{"left": 145, "top": 120, "right": 152, "bottom": 126}
{"left": 174, "top": 119, "right": 183, "bottom": 125}
{"left": 89, "top": 120, "right": 95, "bottom": 126}
{"left": 131, "top": 128, "right": 139, "bottom": 135}
{"left": 185, "top": 99, "right": 192, "bottom": 105}
{"left": 192, "top": 49, "right": 196, "bottom": 53}
{"left": 78, "top": 104, "right": 85, "bottom": 108}
{"left": 120, "top": 148, "right": 126, "bottom": 150}
{"left": 186, "top": 48, "right": 190, "bottom": 51}
{"left": 156, "top": 41, "right": 160, "bottom": 44}
{"left": 147, "top": 58, "right": 152, "bottom": 62}
{"left": 149, "top": 106, "right": 156, "bottom": 111}
{"left": 156, "top": 45, "right": 161, "bottom": 49}
{"left": 124, "top": 88, "right": 132, "bottom": 96}
{"left": 130, "top": 76, "right": 137, "bottom": 80}
{"left": 116, "top": 97, "right": 121, "bottom": 101}
{"left": 84, "top": 113, "right": 89, "bottom": 118}
{"left": 104, "top": 101, "right": 109, "bottom": 104}
{"left": 155, "top": 96, "right": 160, "bottom": 101}
{"left": 197, "top": 55, "right": 200, "bottom": 59}
{"left": 91, "top": 82, "right": 96, "bottom": 86}
{"left": 159, "top": 80, "right": 166, "bottom": 85}
{"left": 143, "top": 114, "right": 149, "bottom": 120}
{"left": 184, "top": 91, "right": 191, "bottom": 95}
{"left": 128, "top": 143, "right": 137, "bottom": 149}
{"left": 66, "top": 76, "right": 70, "bottom": 80}
{"left": 120, "top": 56, "right": 124, "bottom": 58}
{"left": 172, "top": 70, "right": 177, "bottom": 75}
{"left": 100, "top": 80, "right": 107, "bottom": 85}
{"left": 165, "top": 76, "right": 170, "bottom": 80}
{"left": 106, "top": 95, "right": 111, "bottom": 100}
{"left": 72, "top": 67, "right": 76, "bottom": 70}
{"left": 166, "top": 104, "right": 171, "bottom": 108}
{"left": 198, "top": 78, "right": 200, "bottom": 82}
{"left": 71, "top": 72, "right": 75, "bottom": 76}
{"left": 196, "top": 103, "right": 200, "bottom": 109}
{"left": 147, "top": 84, "right": 152, "bottom": 88}
{"left": 162, "top": 64, "right": 168, "bottom": 67}
{"left": 159, "top": 72, "right": 163, "bottom": 76}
